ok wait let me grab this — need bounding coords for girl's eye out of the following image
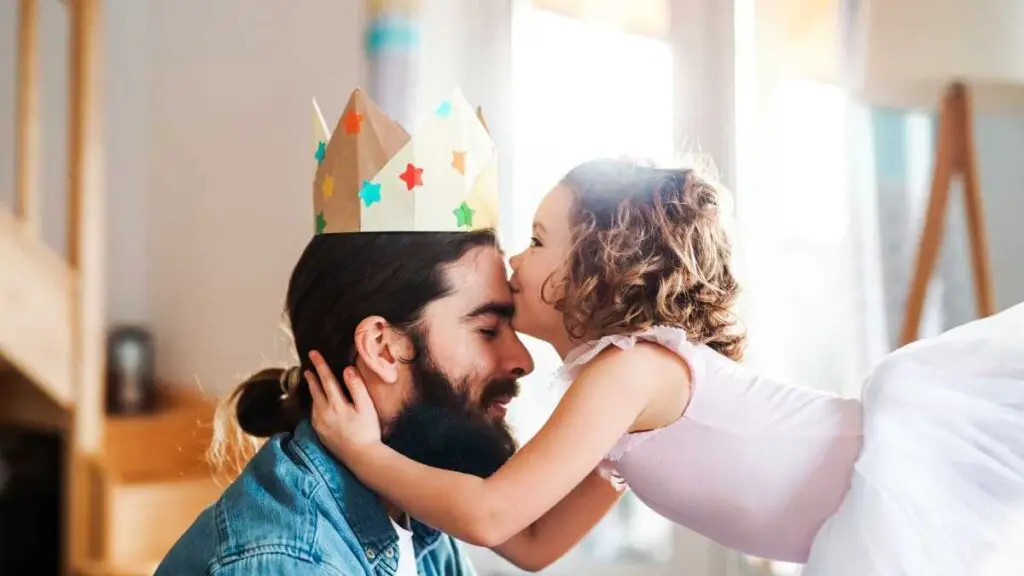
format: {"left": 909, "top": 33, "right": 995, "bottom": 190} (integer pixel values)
{"left": 530, "top": 237, "right": 542, "bottom": 248}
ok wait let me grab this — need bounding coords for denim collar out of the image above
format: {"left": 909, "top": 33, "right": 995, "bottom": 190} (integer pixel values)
{"left": 289, "top": 420, "right": 442, "bottom": 562}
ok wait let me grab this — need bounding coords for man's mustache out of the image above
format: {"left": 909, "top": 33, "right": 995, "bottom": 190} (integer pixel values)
{"left": 479, "top": 378, "right": 520, "bottom": 407}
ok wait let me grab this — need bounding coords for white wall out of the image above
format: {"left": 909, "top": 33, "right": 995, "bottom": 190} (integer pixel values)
{"left": 973, "top": 115, "right": 1024, "bottom": 313}
{"left": 105, "top": 0, "right": 150, "bottom": 324}
{"left": 145, "top": 0, "right": 365, "bottom": 392}
{"left": 0, "top": 0, "right": 365, "bottom": 393}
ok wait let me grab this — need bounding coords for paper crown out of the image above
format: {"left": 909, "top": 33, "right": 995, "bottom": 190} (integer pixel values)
{"left": 312, "top": 88, "right": 499, "bottom": 235}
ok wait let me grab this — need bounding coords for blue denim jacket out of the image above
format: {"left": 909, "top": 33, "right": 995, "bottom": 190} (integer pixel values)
{"left": 155, "top": 420, "right": 477, "bottom": 575}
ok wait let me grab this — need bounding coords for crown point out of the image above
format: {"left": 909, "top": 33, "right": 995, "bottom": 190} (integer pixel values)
{"left": 475, "top": 106, "right": 490, "bottom": 133}
{"left": 314, "top": 87, "right": 496, "bottom": 235}
{"left": 342, "top": 110, "right": 364, "bottom": 135}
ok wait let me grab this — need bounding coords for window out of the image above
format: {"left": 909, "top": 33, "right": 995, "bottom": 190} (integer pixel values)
{"left": 502, "top": 5, "right": 676, "bottom": 569}
{"left": 732, "top": 2, "right": 860, "bottom": 574}
{"left": 510, "top": 8, "right": 675, "bottom": 255}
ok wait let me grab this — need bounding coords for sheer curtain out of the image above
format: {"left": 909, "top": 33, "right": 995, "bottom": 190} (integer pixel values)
{"left": 731, "top": 1, "right": 971, "bottom": 574}
{"left": 734, "top": 0, "right": 869, "bottom": 401}
{"left": 735, "top": 0, "right": 971, "bottom": 400}
{"left": 503, "top": 7, "right": 681, "bottom": 573}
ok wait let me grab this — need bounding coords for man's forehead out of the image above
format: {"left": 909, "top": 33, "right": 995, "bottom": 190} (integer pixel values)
{"left": 433, "top": 246, "right": 514, "bottom": 316}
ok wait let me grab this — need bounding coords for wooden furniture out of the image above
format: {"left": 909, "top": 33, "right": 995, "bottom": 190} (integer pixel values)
{"left": 899, "top": 83, "right": 993, "bottom": 346}
{"left": 5, "top": 1, "right": 107, "bottom": 571}
{"left": 852, "top": 0, "right": 1024, "bottom": 345}
{"left": 3, "top": 1, "right": 224, "bottom": 574}
{"left": 96, "top": 387, "right": 223, "bottom": 572}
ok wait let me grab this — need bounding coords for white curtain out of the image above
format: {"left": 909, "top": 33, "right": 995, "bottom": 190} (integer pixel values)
{"left": 730, "top": 1, "right": 993, "bottom": 574}
{"left": 735, "top": 0, "right": 979, "bottom": 400}
{"left": 728, "top": 1, "right": 884, "bottom": 574}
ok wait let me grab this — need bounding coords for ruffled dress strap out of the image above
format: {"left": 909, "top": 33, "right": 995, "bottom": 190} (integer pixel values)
{"left": 556, "top": 326, "right": 706, "bottom": 488}
{"left": 555, "top": 325, "right": 706, "bottom": 389}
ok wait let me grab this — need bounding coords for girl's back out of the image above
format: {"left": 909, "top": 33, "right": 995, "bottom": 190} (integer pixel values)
{"left": 559, "top": 326, "right": 863, "bottom": 563}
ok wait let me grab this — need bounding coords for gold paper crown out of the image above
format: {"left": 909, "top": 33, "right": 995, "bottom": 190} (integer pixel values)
{"left": 312, "top": 88, "right": 499, "bottom": 235}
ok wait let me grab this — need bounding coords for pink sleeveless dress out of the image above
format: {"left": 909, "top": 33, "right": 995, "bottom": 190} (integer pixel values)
{"left": 558, "top": 302, "right": 1024, "bottom": 575}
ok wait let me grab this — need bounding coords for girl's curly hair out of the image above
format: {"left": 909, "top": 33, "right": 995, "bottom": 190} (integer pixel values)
{"left": 548, "top": 158, "right": 745, "bottom": 361}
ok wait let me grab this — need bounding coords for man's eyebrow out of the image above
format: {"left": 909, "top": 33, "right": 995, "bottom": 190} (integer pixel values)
{"left": 462, "top": 302, "right": 515, "bottom": 320}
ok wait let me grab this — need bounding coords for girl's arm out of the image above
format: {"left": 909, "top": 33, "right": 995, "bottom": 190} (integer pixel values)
{"left": 306, "top": 343, "right": 689, "bottom": 548}
{"left": 493, "top": 469, "right": 623, "bottom": 572}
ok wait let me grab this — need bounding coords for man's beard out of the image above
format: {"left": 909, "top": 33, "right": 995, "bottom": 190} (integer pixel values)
{"left": 383, "top": 349, "right": 520, "bottom": 479}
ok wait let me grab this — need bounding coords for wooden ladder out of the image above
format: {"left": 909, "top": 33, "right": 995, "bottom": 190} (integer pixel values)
{"left": 12, "top": 0, "right": 108, "bottom": 573}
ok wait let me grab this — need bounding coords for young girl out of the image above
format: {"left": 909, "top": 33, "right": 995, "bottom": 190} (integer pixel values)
{"left": 306, "top": 159, "right": 1024, "bottom": 575}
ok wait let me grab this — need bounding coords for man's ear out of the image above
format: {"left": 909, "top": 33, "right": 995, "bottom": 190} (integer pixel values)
{"left": 352, "top": 316, "right": 413, "bottom": 384}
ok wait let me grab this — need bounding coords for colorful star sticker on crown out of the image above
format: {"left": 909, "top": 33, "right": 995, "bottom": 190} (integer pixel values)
{"left": 453, "top": 201, "right": 475, "bottom": 228}
{"left": 451, "top": 150, "right": 466, "bottom": 176}
{"left": 322, "top": 174, "right": 335, "bottom": 199}
{"left": 358, "top": 179, "right": 382, "bottom": 207}
{"left": 315, "top": 140, "right": 326, "bottom": 165}
{"left": 436, "top": 100, "right": 452, "bottom": 118}
{"left": 315, "top": 211, "right": 327, "bottom": 234}
{"left": 399, "top": 163, "right": 424, "bottom": 191}
{"left": 342, "top": 110, "right": 364, "bottom": 135}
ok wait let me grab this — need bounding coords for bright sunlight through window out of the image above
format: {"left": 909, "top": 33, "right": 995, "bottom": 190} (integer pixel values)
{"left": 510, "top": 8, "right": 675, "bottom": 252}
{"left": 506, "top": 7, "right": 676, "bottom": 566}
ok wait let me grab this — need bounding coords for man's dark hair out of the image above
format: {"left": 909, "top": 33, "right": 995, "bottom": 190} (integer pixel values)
{"left": 210, "top": 231, "right": 497, "bottom": 473}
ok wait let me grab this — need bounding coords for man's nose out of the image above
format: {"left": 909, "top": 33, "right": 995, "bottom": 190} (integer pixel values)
{"left": 503, "top": 330, "right": 534, "bottom": 377}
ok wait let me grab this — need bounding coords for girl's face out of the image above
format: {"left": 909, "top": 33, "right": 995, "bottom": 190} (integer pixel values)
{"left": 508, "top": 184, "right": 576, "bottom": 356}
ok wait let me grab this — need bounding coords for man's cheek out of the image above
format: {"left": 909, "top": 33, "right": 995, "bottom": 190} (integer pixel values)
{"left": 459, "top": 371, "right": 488, "bottom": 405}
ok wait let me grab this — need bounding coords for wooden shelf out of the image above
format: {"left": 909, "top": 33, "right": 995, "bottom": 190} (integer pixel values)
{"left": 10, "top": 1, "right": 108, "bottom": 574}
{"left": 74, "top": 559, "right": 161, "bottom": 576}
{"left": 0, "top": 361, "right": 70, "bottom": 432}
{"left": 104, "top": 387, "right": 219, "bottom": 482}
{"left": 96, "top": 386, "right": 224, "bottom": 568}
{"left": 100, "top": 475, "right": 221, "bottom": 569}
